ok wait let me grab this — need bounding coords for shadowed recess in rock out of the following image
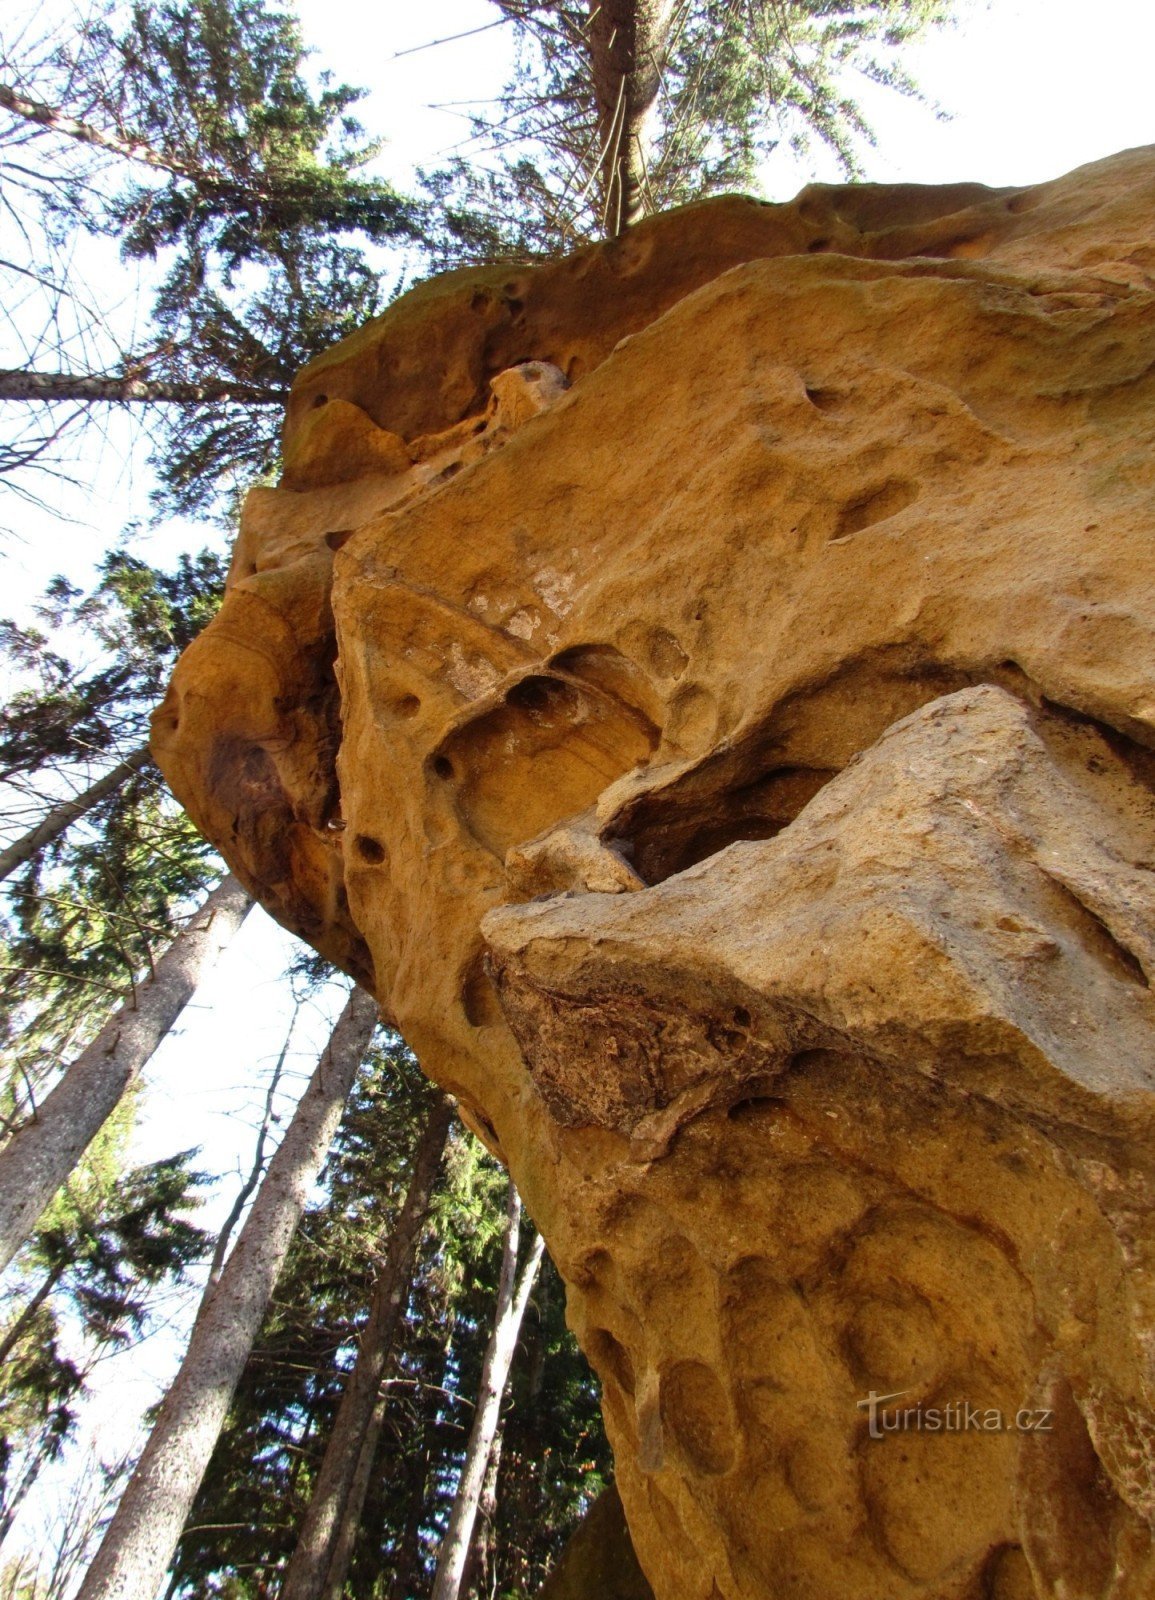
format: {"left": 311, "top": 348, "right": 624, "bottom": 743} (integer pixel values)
{"left": 154, "top": 148, "right": 1155, "bottom": 1600}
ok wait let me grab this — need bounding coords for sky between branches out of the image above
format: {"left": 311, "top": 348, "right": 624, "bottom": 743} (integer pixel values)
{"left": 2, "top": 0, "right": 1153, "bottom": 1572}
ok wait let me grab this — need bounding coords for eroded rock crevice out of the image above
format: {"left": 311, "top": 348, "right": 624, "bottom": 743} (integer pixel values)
{"left": 155, "top": 148, "right": 1155, "bottom": 1598}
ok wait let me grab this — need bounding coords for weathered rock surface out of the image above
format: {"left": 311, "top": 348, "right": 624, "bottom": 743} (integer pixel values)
{"left": 155, "top": 146, "right": 1155, "bottom": 1598}
{"left": 536, "top": 1484, "right": 654, "bottom": 1600}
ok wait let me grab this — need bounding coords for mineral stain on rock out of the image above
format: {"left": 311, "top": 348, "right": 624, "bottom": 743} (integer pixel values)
{"left": 155, "top": 147, "right": 1155, "bottom": 1599}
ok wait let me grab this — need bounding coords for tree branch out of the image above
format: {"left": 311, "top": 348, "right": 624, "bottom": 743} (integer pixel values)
{"left": 0, "top": 81, "right": 201, "bottom": 180}
{"left": 0, "top": 370, "right": 286, "bottom": 404}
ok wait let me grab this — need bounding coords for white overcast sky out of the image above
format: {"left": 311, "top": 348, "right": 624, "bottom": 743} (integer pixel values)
{"left": 3, "top": 0, "right": 1154, "bottom": 1573}
{"left": 300, "top": 0, "right": 1155, "bottom": 193}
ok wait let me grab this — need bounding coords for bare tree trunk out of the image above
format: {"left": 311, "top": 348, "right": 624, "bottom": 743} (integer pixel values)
{"left": 464, "top": 1425, "right": 504, "bottom": 1600}
{"left": 0, "top": 1258, "right": 66, "bottom": 1366}
{"left": 431, "top": 1183, "right": 547, "bottom": 1600}
{"left": 0, "top": 81, "right": 205, "bottom": 177}
{"left": 0, "top": 1426, "right": 58, "bottom": 1549}
{"left": 76, "top": 986, "right": 379, "bottom": 1600}
{"left": 0, "top": 874, "right": 251, "bottom": 1273}
{"left": 0, "top": 371, "right": 284, "bottom": 404}
{"left": 318, "top": 1390, "right": 384, "bottom": 1600}
{"left": 0, "top": 747, "right": 151, "bottom": 885}
{"left": 279, "top": 1091, "right": 455, "bottom": 1600}
{"left": 587, "top": 0, "right": 675, "bottom": 235}
{"left": 198, "top": 1002, "right": 297, "bottom": 1311}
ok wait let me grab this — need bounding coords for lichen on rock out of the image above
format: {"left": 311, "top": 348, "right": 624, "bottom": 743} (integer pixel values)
{"left": 154, "top": 146, "right": 1155, "bottom": 1598}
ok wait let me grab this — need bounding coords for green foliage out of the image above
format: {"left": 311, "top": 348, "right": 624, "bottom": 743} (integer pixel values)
{"left": 169, "top": 1039, "right": 609, "bottom": 1598}
{"left": 90, "top": 0, "right": 410, "bottom": 264}
{"left": 1, "top": 0, "right": 421, "bottom": 517}
{"left": 88, "top": 0, "right": 422, "bottom": 515}
{"left": 0, "top": 545, "right": 226, "bottom": 779}
{"left": 0, "top": 548, "right": 226, "bottom": 1123}
{"left": 149, "top": 241, "right": 390, "bottom": 518}
{"left": 422, "top": 0, "right": 954, "bottom": 265}
{"left": 88, "top": 0, "right": 418, "bottom": 516}
{"left": 167, "top": 1035, "right": 438, "bottom": 1594}
{"left": 0, "top": 1122, "right": 210, "bottom": 1536}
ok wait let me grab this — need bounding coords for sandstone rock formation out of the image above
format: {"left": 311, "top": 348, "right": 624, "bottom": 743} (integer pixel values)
{"left": 536, "top": 1485, "right": 653, "bottom": 1600}
{"left": 154, "top": 146, "right": 1155, "bottom": 1598}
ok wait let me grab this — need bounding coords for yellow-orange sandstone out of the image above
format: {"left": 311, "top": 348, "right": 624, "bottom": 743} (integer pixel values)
{"left": 155, "top": 147, "right": 1155, "bottom": 1599}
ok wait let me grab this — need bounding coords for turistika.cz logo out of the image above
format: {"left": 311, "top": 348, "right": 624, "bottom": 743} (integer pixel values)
{"left": 857, "top": 1391, "right": 1054, "bottom": 1441}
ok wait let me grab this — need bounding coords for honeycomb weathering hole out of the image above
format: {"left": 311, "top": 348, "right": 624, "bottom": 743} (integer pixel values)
{"left": 660, "top": 1361, "right": 735, "bottom": 1476}
{"left": 605, "top": 657, "right": 988, "bottom": 883}
{"left": 831, "top": 478, "right": 919, "bottom": 541}
{"left": 612, "top": 763, "right": 837, "bottom": 886}
{"left": 588, "top": 1328, "right": 637, "bottom": 1397}
{"left": 435, "top": 669, "right": 659, "bottom": 859}
{"left": 506, "top": 674, "right": 582, "bottom": 718}
{"left": 461, "top": 953, "right": 502, "bottom": 1027}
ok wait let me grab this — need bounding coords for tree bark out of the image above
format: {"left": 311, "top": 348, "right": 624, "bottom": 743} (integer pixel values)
{"left": 0, "top": 82, "right": 205, "bottom": 179}
{"left": 587, "top": 0, "right": 675, "bottom": 235}
{"left": 0, "top": 747, "right": 152, "bottom": 885}
{"left": 0, "top": 874, "right": 251, "bottom": 1274}
{"left": 318, "top": 1389, "right": 384, "bottom": 1600}
{"left": 0, "top": 371, "right": 284, "bottom": 405}
{"left": 76, "top": 985, "right": 379, "bottom": 1600}
{"left": 198, "top": 1004, "right": 297, "bottom": 1311}
{"left": 279, "top": 1091, "right": 455, "bottom": 1600}
{"left": 0, "top": 1426, "right": 59, "bottom": 1549}
{"left": 464, "top": 1424, "right": 504, "bottom": 1600}
{"left": 431, "top": 1183, "right": 547, "bottom": 1600}
{"left": 0, "top": 1257, "right": 66, "bottom": 1366}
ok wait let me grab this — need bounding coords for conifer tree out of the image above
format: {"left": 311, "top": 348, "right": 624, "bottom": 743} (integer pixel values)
{"left": 167, "top": 1041, "right": 610, "bottom": 1598}
{"left": 432, "top": 1182, "right": 546, "bottom": 1600}
{"left": 0, "top": 872, "right": 250, "bottom": 1272}
{"left": 0, "top": 0, "right": 419, "bottom": 512}
{"left": 279, "top": 1089, "right": 455, "bottom": 1600}
{"left": 423, "top": 0, "right": 954, "bottom": 262}
{"left": 0, "top": 547, "right": 228, "bottom": 1127}
{"left": 77, "top": 985, "right": 378, "bottom": 1600}
{"left": 0, "top": 1107, "right": 210, "bottom": 1546}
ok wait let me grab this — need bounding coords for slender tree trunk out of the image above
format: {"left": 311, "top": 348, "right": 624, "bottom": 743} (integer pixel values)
{"left": 199, "top": 1003, "right": 297, "bottom": 1311}
{"left": 0, "top": 1425, "right": 59, "bottom": 1548}
{"left": 0, "top": 874, "right": 251, "bottom": 1273}
{"left": 0, "top": 371, "right": 284, "bottom": 405}
{"left": 464, "top": 1425, "right": 504, "bottom": 1600}
{"left": 318, "top": 1388, "right": 385, "bottom": 1600}
{"left": 279, "top": 1091, "right": 455, "bottom": 1600}
{"left": 0, "top": 747, "right": 152, "bottom": 885}
{"left": 0, "top": 82, "right": 204, "bottom": 177}
{"left": 587, "top": 0, "right": 675, "bottom": 235}
{"left": 76, "top": 986, "right": 379, "bottom": 1600}
{"left": 431, "top": 1184, "right": 547, "bottom": 1600}
{"left": 0, "top": 1257, "right": 66, "bottom": 1365}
